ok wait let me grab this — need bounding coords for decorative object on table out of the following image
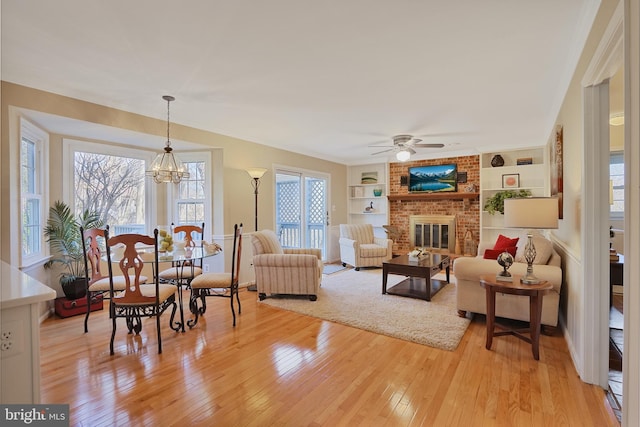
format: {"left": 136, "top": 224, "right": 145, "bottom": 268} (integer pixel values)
{"left": 457, "top": 171, "right": 468, "bottom": 183}
{"left": 361, "top": 171, "right": 378, "bottom": 184}
{"left": 44, "top": 200, "right": 103, "bottom": 300}
{"left": 203, "top": 241, "right": 223, "bottom": 255}
{"left": 463, "top": 230, "right": 477, "bottom": 257}
{"left": 550, "top": 125, "right": 564, "bottom": 219}
{"left": 373, "top": 187, "right": 383, "bottom": 197}
{"left": 158, "top": 228, "right": 174, "bottom": 252}
{"left": 503, "top": 197, "right": 559, "bottom": 284}
{"left": 483, "top": 189, "right": 532, "bottom": 215}
{"left": 364, "top": 201, "right": 375, "bottom": 212}
{"left": 496, "top": 251, "right": 515, "bottom": 282}
{"left": 502, "top": 173, "right": 520, "bottom": 189}
{"left": 145, "top": 95, "right": 190, "bottom": 184}
{"left": 490, "top": 154, "right": 505, "bottom": 167}
{"left": 246, "top": 167, "right": 268, "bottom": 292}
{"left": 408, "top": 164, "right": 457, "bottom": 193}
{"left": 408, "top": 248, "right": 427, "bottom": 262}
{"left": 517, "top": 157, "right": 533, "bottom": 165}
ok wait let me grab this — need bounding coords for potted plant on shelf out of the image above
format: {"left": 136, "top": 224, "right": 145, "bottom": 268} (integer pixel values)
{"left": 483, "top": 189, "right": 532, "bottom": 215}
{"left": 44, "top": 201, "right": 104, "bottom": 300}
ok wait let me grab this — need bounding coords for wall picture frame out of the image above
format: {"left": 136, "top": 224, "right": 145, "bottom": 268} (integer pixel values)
{"left": 502, "top": 173, "right": 520, "bottom": 188}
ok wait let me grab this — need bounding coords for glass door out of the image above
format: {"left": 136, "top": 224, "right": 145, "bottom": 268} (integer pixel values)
{"left": 275, "top": 169, "right": 328, "bottom": 259}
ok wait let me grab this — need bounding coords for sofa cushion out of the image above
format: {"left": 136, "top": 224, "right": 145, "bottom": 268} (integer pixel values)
{"left": 339, "top": 224, "right": 374, "bottom": 244}
{"left": 252, "top": 230, "right": 284, "bottom": 255}
{"left": 483, "top": 246, "right": 517, "bottom": 260}
{"left": 515, "top": 232, "right": 553, "bottom": 265}
{"left": 494, "top": 234, "right": 519, "bottom": 251}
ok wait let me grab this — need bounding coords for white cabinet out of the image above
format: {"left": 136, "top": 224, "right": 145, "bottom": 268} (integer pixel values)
{"left": 347, "top": 163, "right": 389, "bottom": 237}
{"left": 0, "top": 261, "right": 56, "bottom": 404}
{"left": 480, "top": 148, "right": 550, "bottom": 245}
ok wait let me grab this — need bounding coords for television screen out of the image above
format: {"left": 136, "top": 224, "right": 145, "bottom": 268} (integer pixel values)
{"left": 408, "top": 164, "right": 458, "bottom": 193}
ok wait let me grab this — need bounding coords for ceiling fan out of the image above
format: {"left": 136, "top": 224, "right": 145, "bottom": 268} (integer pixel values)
{"left": 370, "top": 134, "right": 445, "bottom": 161}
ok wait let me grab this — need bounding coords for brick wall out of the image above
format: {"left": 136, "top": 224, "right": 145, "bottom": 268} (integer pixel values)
{"left": 389, "top": 155, "right": 480, "bottom": 253}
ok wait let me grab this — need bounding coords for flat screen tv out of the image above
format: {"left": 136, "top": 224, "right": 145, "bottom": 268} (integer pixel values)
{"left": 408, "top": 164, "right": 458, "bottom": 193}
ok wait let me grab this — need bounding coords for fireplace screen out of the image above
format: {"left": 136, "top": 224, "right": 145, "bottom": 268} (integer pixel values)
{"left": 409, "top": 215, "right": 456, "bottom": 253}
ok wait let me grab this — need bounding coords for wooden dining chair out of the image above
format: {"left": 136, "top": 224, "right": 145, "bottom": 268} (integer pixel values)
{"left": 81, "top": 226, "right": 148, "bottom": 333}
{"left": 158, "top": 223, "right": 205, "bottom": 286}
{"left": 104, "top": 229, "right": 178, "bottom": 355}
{"left": 188, "top": 223, "right": 243, "bottom": 327}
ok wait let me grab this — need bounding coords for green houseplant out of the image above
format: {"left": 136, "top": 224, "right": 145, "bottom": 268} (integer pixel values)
{"left": 483, "top": 189, "right": 532, "bottom": 215}
{"left": 44, "top": 201, "right": 103, "bottom": 299}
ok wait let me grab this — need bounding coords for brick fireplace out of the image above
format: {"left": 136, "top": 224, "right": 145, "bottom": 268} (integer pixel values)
{"left": 388, "top": 155, "right": 480, "bottom": 254}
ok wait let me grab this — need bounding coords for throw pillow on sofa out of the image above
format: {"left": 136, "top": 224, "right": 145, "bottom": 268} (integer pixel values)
{"left": 493, "top": 234, "right": 519, "bottom": 251}
{"left": 483, "top": 246, "right": 517, "bottom": 260}
{"left": 515, "top": 232, "right": 553, "bottom": 265}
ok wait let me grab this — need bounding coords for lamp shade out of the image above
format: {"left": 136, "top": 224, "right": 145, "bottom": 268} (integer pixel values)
{"left": 246, "top": 168, "right": 267, "bottom": 179}
{"left": 503, "top": 197, "right": 559, "bottom": 229}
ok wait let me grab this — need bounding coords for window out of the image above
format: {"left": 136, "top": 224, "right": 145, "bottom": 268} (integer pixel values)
{"left": 170, "top": 153, "right": 212, "bottom": 231}
{"left": 175, "top": 161, "right": 206, "bottom": 225}
{"left": 610, "top": 151, "right": 624, "bottom": 218}
{"left": 20, "top": 119, "right": 48, "bottom": 266}
{"left": 64, "top": 140, "right": 155, "bottom": 235}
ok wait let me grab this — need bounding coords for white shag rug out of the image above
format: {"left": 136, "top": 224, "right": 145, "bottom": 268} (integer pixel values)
{"left": 260, "top": 268, "right": 470, "bottom": 351}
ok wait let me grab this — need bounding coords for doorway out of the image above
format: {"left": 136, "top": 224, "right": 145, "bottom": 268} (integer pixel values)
{"left": 274, "top": 169, "right": 329, "bottom": 260}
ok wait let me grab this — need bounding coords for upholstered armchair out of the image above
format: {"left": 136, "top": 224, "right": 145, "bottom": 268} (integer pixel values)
{"left": 251, "top": 229, "right": 323, "bottom": 301}
{"left": 339, "top": 223, "right": 393, "bottom": 270}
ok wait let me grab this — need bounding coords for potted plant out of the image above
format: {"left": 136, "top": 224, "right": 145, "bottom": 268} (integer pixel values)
{"left": 44, "top": 201, "right": 104, "bottom": 300}
{"left": 483, "top": 189, "right": 532, "bottom": 215}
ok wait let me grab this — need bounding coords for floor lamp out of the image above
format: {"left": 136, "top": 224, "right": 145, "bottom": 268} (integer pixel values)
{"left": 503, "top": 197, "right": 559, "bottom": 284}
{"left": 246, "top": 167, "right": 267, "bottom": 291}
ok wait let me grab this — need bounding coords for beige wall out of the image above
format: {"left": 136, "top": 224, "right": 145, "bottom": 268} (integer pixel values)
{"left": 1, "top": 82, "right": 348, "bottom": 286}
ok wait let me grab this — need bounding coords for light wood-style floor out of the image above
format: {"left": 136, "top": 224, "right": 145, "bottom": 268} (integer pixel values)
{"left": 40, "top": 286, "right": 619, "bottom": 426}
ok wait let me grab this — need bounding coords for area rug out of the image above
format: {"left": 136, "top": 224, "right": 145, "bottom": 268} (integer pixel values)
{"left": 260, "top": 269, "right": 470, "bottom": 351}
{"left": 323, "top": 263, "right": 349, "bottom": 275}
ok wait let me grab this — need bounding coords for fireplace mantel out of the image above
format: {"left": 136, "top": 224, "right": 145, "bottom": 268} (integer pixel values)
{"left": 387, "top": 193, "right": 479, "bottom": 201}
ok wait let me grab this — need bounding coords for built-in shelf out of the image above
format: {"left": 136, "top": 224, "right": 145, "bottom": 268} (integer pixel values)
{"left": 387, "top": 193, "right": 479, "bottom": 202}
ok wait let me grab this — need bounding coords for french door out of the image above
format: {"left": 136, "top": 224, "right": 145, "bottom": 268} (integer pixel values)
{"left": 274, "top": 168, "right": 328, "bottom": 260}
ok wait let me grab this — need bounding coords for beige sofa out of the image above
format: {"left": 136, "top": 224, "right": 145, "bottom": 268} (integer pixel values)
{"left": 453, "top": 233, "right": 562, "bottom": 327}
{"left": 251, "top": 229, "right": 323, "bottom": 301}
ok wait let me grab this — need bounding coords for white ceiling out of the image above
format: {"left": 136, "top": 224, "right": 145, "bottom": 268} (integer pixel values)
{"left": 1, "top": 0, "right": 600, "bottom": 165}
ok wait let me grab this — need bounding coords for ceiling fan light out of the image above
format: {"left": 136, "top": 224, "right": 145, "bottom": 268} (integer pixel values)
{"left": 396, "top": 149, "right": 411, "bottom": 162}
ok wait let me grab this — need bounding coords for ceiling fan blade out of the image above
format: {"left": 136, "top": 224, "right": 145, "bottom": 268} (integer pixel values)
{"left": 371, "top": 148, "right": 394, "bottom": 155}
{"left": 413, "top": 143, "right": 445, "bottom": 148}
{"left": 407, "top": 147, "right": 416, "bottom": 155}
{"left": 368, "top": 144, "right": 394, "bottom": 148}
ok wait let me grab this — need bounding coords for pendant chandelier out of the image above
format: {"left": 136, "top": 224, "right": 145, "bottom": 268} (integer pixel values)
{"left": 146, "top": 95, "right": 190, "bottom": 184}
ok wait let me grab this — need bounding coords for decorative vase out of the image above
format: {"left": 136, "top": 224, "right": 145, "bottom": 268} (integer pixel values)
{"left": 491, "top": 154, "right": 504, "bottom": 167}
{"left": 373, "top": 188, "right": 382, "bottom": 197}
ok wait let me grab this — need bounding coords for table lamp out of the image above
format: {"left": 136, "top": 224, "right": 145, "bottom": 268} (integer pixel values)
{"left": 503, "top": 197, "right": 559, "bottom": 284}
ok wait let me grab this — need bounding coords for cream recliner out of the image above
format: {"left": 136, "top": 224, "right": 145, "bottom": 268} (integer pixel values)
{"left": 251, "top": 229, "right": 323, "bottom": 301}
{"left": 339, "top": 224, "right": 393, "bottom": 270}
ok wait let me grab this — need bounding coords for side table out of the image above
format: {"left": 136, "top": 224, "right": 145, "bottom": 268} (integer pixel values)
{"left": 479, "top": 274, "right": 553, "bottom": 360}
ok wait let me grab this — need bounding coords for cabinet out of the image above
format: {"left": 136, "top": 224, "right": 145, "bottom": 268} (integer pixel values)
{"left": 1, "top": 261, "right": 56, "bottom": 404}
{"left": 347, "top": 163, "right": 389, "bottom": 237}
{"left": 480, "top": 148, "right": 549, "bottom": 245}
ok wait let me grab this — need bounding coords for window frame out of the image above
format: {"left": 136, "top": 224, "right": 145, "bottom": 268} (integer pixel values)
{"left": 63, "top": 139, "right": 158, "bottom": 233}
{"left": 19, "top": 118, "right": 49, "bottom": 267}
{"left": 167, "top": 152, "right": 212, "bottom": 232}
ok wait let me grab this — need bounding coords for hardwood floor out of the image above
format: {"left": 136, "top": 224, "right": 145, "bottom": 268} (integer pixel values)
{"left": 40, "top": 287, "right": 619, "bottom": 426}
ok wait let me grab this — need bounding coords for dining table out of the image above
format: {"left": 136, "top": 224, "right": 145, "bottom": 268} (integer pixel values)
{"left": 108, "top": 246, "right": 221, "bottom": 332}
